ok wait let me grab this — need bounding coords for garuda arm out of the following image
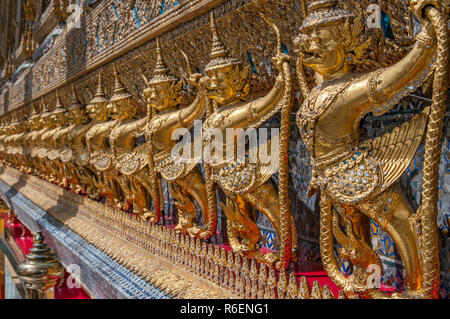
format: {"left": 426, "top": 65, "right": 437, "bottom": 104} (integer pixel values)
{"left": 214, "top": 55, "right": 291, "bottom": 131}
{"left": 150, "top": 93, "right": 206, "bottom": 150}
{"left": 319, "top": 23, "right": 436, "bottom": 136}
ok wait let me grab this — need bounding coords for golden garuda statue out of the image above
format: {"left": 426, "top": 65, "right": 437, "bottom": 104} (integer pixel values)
{"left": 86, "top": 74, "right": 122, "bottom": 207}
{"left": 108, "top": 66, "right": 155, "bottom": 218}
{"left": 16, "top": 112, "right": 33, "bottom": 174}
{"left": 5, "top": 113, "right": 24, "bottom": 170}
{"left": 142, "top": 38, "right": 214, "bottom": 235}
{"left": 34, "top": 98, "right": 56, "bottom": 181}
{"left": 24, "top": 102, "right": 42, "bottom": 176}
{"left": 0, "top": 119, "right": 6, "bottom": 163}
{"left": 1, "top": 116, "right": 14, "bottom": 166}
{"left": 294, "top": 0, "right": 448, "bottom": 298}
{"left": 21, "top": 106, "right": 38, "bottom": 175}
{"left": 51, "top": 91, "right": 73, "bottom": 188}
{"left": 44, "top": 93, "right": 68, "bottom": 186}
{"left": 201, "top": 13, "right": 298, "bottom": 269}
{"left": 61, "top": 85, "right": 98, "bottom": 198}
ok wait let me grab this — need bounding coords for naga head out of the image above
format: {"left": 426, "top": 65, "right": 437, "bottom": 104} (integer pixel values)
{"left": 68, "top": 84, "right": 88, "bottom": 125}
{"left": 294, "top": 0, "right": 364, "bottom": 79}
{"left": 87, "top": 73, "right": 109, "bottom": 122}
{"left": 202, "top": 13, "right": 250, "bottom": 105}
{"left": 39, "top": 97, "right": 54, "bottom": 128}
{"left": 109, "top": 64, "right": 135, "bottom": 121}
{"left": 50, "top": 90, "right": 68, "bottom": 127}
{"left": 142, "top": 38, "right": 182, "bottom": 113}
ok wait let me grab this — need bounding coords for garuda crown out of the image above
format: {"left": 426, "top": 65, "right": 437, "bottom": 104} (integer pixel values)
{"left": 300, "top": 0, "right": 355, "bottom": 32}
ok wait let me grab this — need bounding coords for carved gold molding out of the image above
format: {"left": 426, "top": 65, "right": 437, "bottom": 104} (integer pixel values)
{"left": 1, "top": 0, "right": 231, "bottom": 113}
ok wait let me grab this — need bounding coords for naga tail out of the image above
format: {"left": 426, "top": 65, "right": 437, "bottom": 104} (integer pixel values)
{"left": 260, "top": 13, "right": 294, "bottom": 270}
{"left": 146, "top": 130, "right": 162, "bottom": 225}
{"left": 418, "top": 5, "right": 448, "bottom": 299}
{"left": 177, "top": 45, "right": 217, "bottom": 240}
{"left": 200, "top": 98, "right": 218, "bottom": 240}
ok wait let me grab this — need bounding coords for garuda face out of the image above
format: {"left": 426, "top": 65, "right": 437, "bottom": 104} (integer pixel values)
{"left": 203, "top": 64, "right": 249, "bottom": 106}
{"left": 69, "top": 108, "right": 88, "bottom": 126}
{"left": 87, "top": 101, "right": 109, "bottom": 122}
{"left": 143, "top": 80, "right": 182, "bottom": 112}
{"left": 296, "top": 26, "right": 347, "bottom": 76}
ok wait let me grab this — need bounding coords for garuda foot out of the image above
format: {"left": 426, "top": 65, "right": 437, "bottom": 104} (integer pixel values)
{"left": 173, "top": 223, "right": 187, "bottom": 234}
{"left": 187, "top": 226, "right": 203, "bottom": 237}
{"left": 142, "top": 211, "right": 157, "bottom": 221}
{"left": 244, "top": 250, "right": 265, "bottom": 263}
{"left": 264, "top": 252, "right": 280, "bottom": 266}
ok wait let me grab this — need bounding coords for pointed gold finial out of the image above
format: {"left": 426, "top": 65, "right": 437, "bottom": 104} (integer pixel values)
{"left": 41, "top": 97, "right": 51, "bottom": 117}
{"left": 223, "top": 267, "right": 230, "bottom": 289}
{"left": 234, "top": 253, "right": 241, "bottom": 274}
{"left": 241, "top": 257, "right": 249, "bottom": 276}
{"left": 90, "top": 72, "right": 108, "bottom": 104}
{"left": 210, "top": 12, "right": 227, "bottom": 59}
{"left": 148, "top": 38, "right": 177, "bottom": 85}
{"left": 322, "top": 284, "right": 334, "bottom": 299}
{"left": 287, "top": 272, "right": 298, "bottom": 299}
{"left": 29, "top": 101, "right": 40, "bottom": 120}
{"left": 68, "top": 83, "right": 84, "bottom": 111}
{"left": 264, "top": 265, "right": 276, "bottom": 299}
{"left": 204, "top": 12, "right": 240, "bottom": 72}
{"left": 298, "top": 276, "right": 310, "bottom": 299}
{"left": 311, "top": 280, "right": 322, "bottom": 299}
{"left": 277, "top": 270, "right": 287, "bottom": 299}
{"left": 52, "top": 89, "right": 66, "bottom": 115}
{"left": 110, "top": 64, "right": 132, "bottom": 102}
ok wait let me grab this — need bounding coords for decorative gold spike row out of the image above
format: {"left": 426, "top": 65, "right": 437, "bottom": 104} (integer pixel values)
{"left": 31, "top": 180, "right": 223, "bottom": 297}
{"left": 264, "top": 266, "right": 276, "bottom": 299}
{"left": 0, "top": 165, "right": 344, "bottom": 299}
{"left": 298, "top": 276, "right": 310, "bottom": 299}
{"left": 310, "top": 281, "right": 322, "bottom": 299}
{"left": 277, "top": 270, "right": 287, "bottom": 299}
{"left": 287, "top": 272, "right": 298, "bottom": 299}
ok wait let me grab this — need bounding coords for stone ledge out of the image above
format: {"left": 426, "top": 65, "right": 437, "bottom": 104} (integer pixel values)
{"left": 0, "top": 176, "right": 169, "bottom": 299}
{"left": 0, "top": 164, "right": 232, "bottom": 299}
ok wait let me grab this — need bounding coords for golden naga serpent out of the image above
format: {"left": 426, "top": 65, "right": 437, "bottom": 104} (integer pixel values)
{"left": 146, "top": 133, "right": 162, "bottom": 224}
{"left": 201, "top": 97, "right": 219, "bottom": 240}
{"left": 260, "top": 13, "right": 294, "bottom": 270}
{"left": 178, "top": 46, "right": 218, "bottom": 240}
{"left": 418, "top": 5, "right": 448, "bottom": 299}
{"left": 318, "top": 4, "right": 448, "bottom": 299}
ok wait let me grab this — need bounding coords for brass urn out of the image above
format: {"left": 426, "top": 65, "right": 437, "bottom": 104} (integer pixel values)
{"left": 18, "top": 231, "right": 64, "bottom": 299}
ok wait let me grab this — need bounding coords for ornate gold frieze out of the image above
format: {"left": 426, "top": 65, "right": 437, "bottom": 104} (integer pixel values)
{"left": 1, "top": 0, "right": 425, "bottom": 114}
{"left": 0, "top": 0, "right": 447, "bottom": 299}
